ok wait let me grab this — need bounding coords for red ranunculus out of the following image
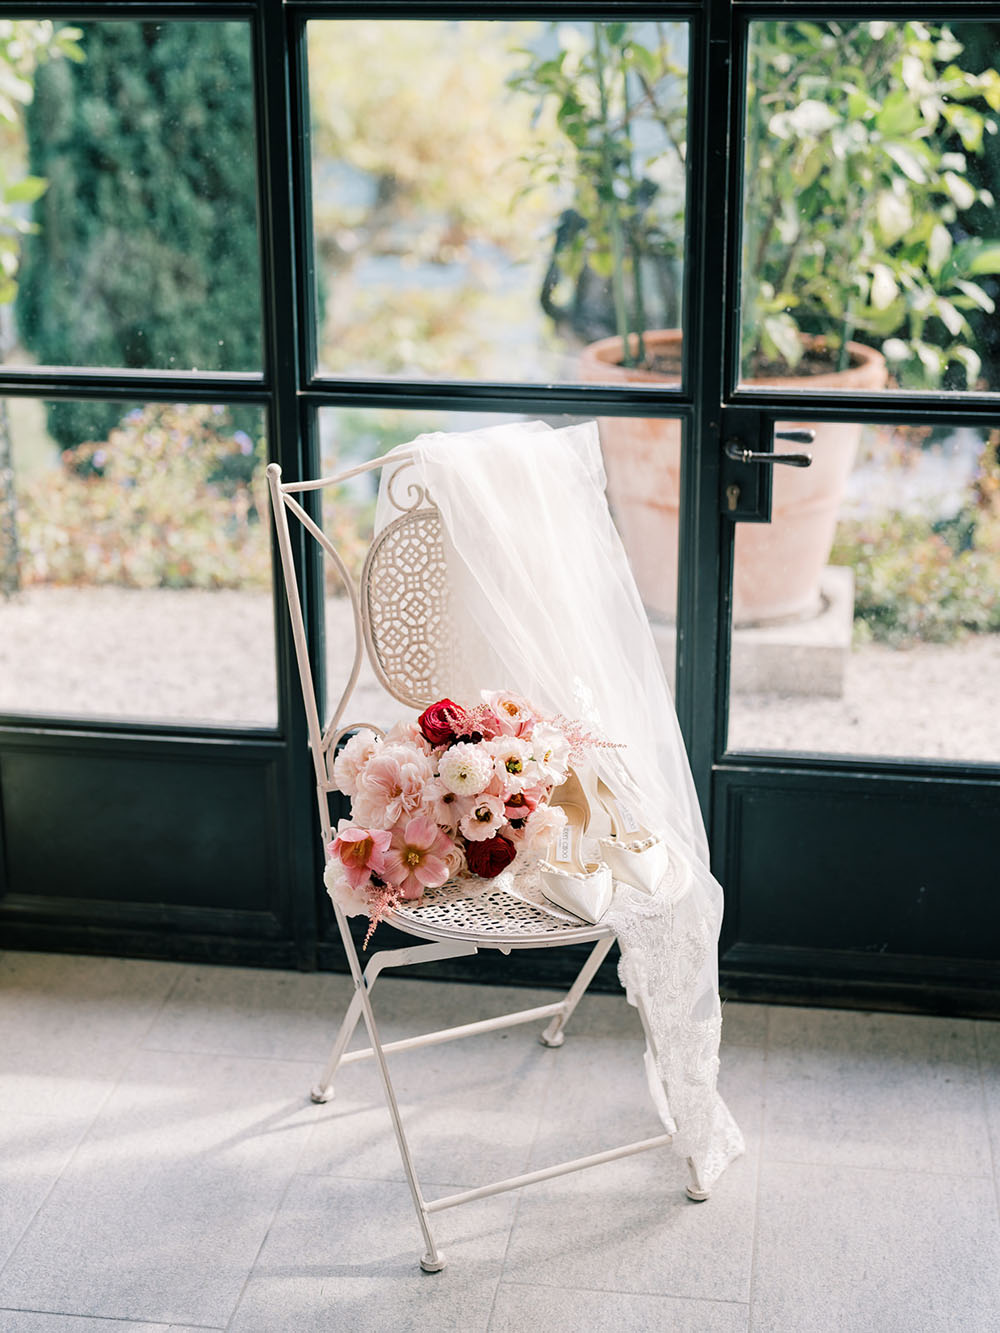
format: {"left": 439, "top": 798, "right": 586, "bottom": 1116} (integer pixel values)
{"left": 418, "top": 698, "right": 467, "bottom": 746}
{"left": 465, "top": 833, "right": 516, "bottom": 879}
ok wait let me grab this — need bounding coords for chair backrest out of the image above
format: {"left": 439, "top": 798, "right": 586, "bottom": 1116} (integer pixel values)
{"left": 266, "top": 456, "right": 450, "bottom": 843}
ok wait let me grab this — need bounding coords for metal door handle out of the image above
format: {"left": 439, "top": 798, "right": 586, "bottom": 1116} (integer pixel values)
{"left": 724, "top": 438, "right": 813, "bottom": 468}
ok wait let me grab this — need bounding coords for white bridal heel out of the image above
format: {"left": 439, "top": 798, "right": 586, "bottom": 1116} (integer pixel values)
{"left": 595, "top": 776, "right": 669, "bottom": 896}
{"left": 539, "top": 767, "right": 613, "bottom": 924}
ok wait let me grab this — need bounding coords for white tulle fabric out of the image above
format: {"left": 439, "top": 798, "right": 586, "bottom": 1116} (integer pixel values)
{"left": 375, "top": 419, "right": 744, "bottom": 1190}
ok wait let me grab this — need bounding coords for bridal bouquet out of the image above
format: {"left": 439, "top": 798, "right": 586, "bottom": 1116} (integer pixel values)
{"left": 324, "top": 691, "right": 581, "bottom": 939}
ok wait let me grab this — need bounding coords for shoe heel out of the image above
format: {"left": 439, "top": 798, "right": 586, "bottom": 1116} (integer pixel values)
{"left": 538, "top": 766, "right": 612, "bottom": 923}
{"left": 594, "top": 776, "right": 668, "bottom": 895}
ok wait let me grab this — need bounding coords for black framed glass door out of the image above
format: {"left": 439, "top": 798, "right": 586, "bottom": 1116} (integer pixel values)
{"left": 2, "top": 1, "right": 998, "bottom": 1017}
{"left": 708, "top": 7, "right": 1000, "bottom": 1013}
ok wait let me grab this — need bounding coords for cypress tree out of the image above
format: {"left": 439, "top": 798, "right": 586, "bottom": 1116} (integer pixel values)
{"left": 17, "top": 20, "right": 261, "bottom": 448}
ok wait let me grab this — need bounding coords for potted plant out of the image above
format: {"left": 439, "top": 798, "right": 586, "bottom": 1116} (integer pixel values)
{"left": 511, "top": 20, "right": 1000, "bottom": 622}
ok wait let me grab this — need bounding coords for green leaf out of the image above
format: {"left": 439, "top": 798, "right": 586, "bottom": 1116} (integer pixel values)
{"left": 846, "top": 87, "right": 877, "bottom": 121}
{"left": 942, "top": 104, "right": 984, "bottom": 154}
{"left": 792, "top": 144, "right": 824, "bottom": 189}
{"left": 952, "top": 345, "right": 982, "bottom": 387}
{"left": 870, "top": 264, "right": 898, "bottom": 312}
{"left": 876, "top": 189, "right": 913, "bottom": 246}
{"left": 761, "top": 313, "right": 803, "bottom": 366}
{"left": 589, "top": 251, "right": 614, "bottom": 279}
{"left": 629, "top": 44, "right": 658, "bottom": 82}
{"left": 978, "top": 68, "right": 1000, "bottom": 113}
{"left": 953, "top": 279, "right": 995, "bottom": 314}
{"left": 883, "top": 142, "right": 928, "bottom": 184}
{"left": 946, "top": 238, "right": 1000, "bottom": 279}
{"left": 913, "top": 341, "right": 945, "bottom": 380}
{"left": 934, "top": 297, "right": 965, "bottom": 337}
{"left": 786, "top": 100, "right": 839, "bottom": 136}
{"left": 942, "top": 171, "right": 977, "bottom": 212}
{"left": 3, "top": 175, "right": 47, "bottom": 205}
{"left": 876, "top": 90, "right": 920, "bottom": 138}
{"left": 927, "top": 223, "right": 951, "bottom": 278}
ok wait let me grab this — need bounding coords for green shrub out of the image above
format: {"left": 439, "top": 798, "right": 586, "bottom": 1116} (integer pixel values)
{"left": 16, "top": 21, "right": 261, "bottom": 449}
{"left": 832, "top": 436, "right": 1000, "bottom": 644}
{"left": 16, "top": 403, "right": 271, "bottom": 590}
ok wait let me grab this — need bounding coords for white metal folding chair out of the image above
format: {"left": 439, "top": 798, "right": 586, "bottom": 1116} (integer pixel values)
{"left": 267, "top": 454, "right": 706, "bottom": 1273}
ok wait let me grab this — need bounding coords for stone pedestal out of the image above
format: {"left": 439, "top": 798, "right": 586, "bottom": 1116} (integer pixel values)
{"left": 653, "top": 566, "right": 855, "bottom": 699}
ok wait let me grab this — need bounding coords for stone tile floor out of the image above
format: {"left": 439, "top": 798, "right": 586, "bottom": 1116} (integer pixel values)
{"left": 1, "top": 950, "right": 999, "bottom": 1332}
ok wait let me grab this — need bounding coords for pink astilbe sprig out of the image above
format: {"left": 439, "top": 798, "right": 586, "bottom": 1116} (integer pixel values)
{"left": 546, "top": 715, "right": 626, "bottom": 764}
{"left": 452, "top": 701, "right": 504, "bottom": 742}
{"left": 363, "top": 878, "right": 401, "bottom": 949}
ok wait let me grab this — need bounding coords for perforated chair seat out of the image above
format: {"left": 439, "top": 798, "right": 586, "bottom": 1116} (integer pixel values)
{"left": 387, "top": 867, "right": 611, "bottom": 950}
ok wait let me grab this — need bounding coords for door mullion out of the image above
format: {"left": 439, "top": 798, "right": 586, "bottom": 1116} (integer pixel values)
{"left": 677, "top": 0, "right": 736, "bottom": 820}
{"left": 256, "top": 0, "right": 319, "bottom": 968}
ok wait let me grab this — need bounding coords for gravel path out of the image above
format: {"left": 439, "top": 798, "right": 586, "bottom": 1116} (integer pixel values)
{"left": 728, "top": 635, "right": 1000, "bottom": 762}
{"left": 1, "top": 585, "right": 998, "bottom": 762}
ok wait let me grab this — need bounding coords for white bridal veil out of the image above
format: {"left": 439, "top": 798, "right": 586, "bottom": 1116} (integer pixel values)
{"left": 376, "top": 419, "right": 744, "bottom": 1190}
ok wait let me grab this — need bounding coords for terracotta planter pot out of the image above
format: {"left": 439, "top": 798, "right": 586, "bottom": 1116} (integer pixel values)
{"left": 580, "top": 330, "right": 888, "bottom": 624}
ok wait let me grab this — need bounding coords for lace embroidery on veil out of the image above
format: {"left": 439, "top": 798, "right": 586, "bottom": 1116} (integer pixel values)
{"left": 375, "top": 419, "right": 744, "bottom": 1191}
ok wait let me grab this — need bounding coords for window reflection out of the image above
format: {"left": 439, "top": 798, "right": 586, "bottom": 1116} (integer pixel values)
{"left": 728, "top": 421, "right": 1000, "bottom": 761}
{"left": 2, "top": 20, "right": 261, "bottom": 387}
{"left": 0, "top": 400, "right": 275, "bottom": 727}
{"left": 308, "top": 19, "right": 689, "bottom": 386}
{"left": 741, "top": 21, "right": 1000, "bottom": 394}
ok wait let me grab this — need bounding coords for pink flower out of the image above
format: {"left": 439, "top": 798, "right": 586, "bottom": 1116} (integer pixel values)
{"left": 332, "top": 729, "right": 381, "bottom": 796}
{"left": 442, "top": 839, "right": 467, "bottom": 878}
{"left": 422, "top": 778, "right": 470, "bottom": 831}
{"left": 483, "top": 690, "right": 536, "bottom": 736}
{"left": 351, "top": 744, "right": 434, "bottom": 827}
{"left": 382, "top": 816, "right": 456, "bottom": 900}
{"left": 459, "top": 793, "right": 506, "bottom": 841}
{"left": 384, "top": 718, "right": 432, "bottom": 753}
{"left": 488, "top": 735, "right": 539, "bottom": 796}
{"left": 522, "top": 802, "right": 568, "bottom": 851}
{"left": 469, "top": 706, "right": 503, "bottom": 739}
{"left": 503, "top": 787, "right": 541, "bottom": 824}
{"left": 331, "top": 826, "right": 391, "bottom": 891}
{"left": 323, "top": 859, "right": 370, "bottom": 916}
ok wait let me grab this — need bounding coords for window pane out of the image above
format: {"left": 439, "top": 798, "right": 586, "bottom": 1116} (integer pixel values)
{"left": 0, "top": 399, "right": 276, "bottom": 727}
{"left": 741, "top": 21, "right": 1000, "bottom": 394}
{"left": 0, "top": 20, "right": 261, "bottom": 379}
{"left": 727, "top": 420, "right": 1000, "bottom": 762}
{"left": 317, "top": 409, "right": 682, "bottom": 730}
{"left": 308, "top": 20, "right": 688, "bottom": 386}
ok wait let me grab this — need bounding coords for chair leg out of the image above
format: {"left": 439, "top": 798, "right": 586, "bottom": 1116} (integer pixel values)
{"left": 539, "top": 934, "right": 616, "bottom": 1047}
{"left": 311, "top": 939, "right": 479, "bottom": 1103}
{"left": 630, "top": 986, "right": 712, "bottom": 1203}
{"left": 310, "top": 987, "right": 365, "bottom": 1103}
{"left": 354, "top": 981, "right": 446, "bottom": 1272}
{"left": 686, "top": 1157, "right": 710, "bottom": 1202}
